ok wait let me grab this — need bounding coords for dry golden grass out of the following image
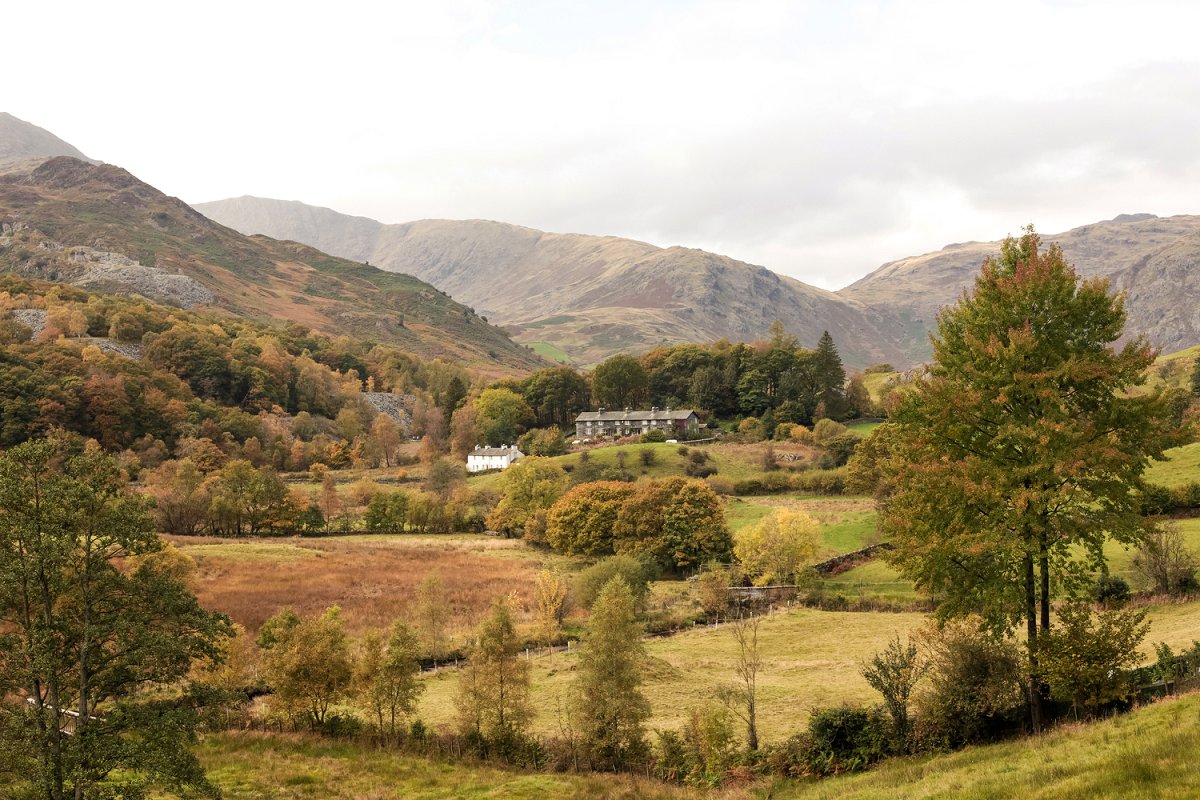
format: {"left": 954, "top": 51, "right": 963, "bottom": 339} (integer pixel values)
{"left": 166, "top": 534, "right": 561, "bottom": 636}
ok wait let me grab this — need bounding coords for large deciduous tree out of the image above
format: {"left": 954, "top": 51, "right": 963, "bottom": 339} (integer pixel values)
{"left": 881, "top": 227, "right": 1177, "bottom": 731}
{"left": 0, "top": 437, "right": 230, "bottom": 800}
{"left": 590, "top": 355, "right": 649, "bottom": 410}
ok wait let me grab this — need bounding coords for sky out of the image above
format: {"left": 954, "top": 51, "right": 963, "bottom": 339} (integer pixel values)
{"left": 7, "top": 0, "right": 1200, "bottom": 289}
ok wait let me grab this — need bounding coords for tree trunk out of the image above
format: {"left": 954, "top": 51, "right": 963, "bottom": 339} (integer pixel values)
{"left": 1024, "top": 551, "right": 1042, "bottom": 734}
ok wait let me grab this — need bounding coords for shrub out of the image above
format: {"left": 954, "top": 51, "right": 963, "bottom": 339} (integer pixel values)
{"left": 641, "top": 429, "right": 668, "bottom": 443}
{"left": 1036, "top": 602, "right": 1149, "bottom": 717}
{"left": 790, "top": 426, "right": 815, "bottom": 445}
{"left": 1092, "top": 574, "right": 1132, "bottom": 607}
{"left": 913, "top": 620, "right": 1025, "bottom": 749}
{"left": 861, "top": 635, "right": 924, "bottom": 749}
{"left": 1140, "top": 483, "right": 1173, "bottom": 515}
{"left": 812, "top": 418, "right": 848, "bottom": 444}
{"left": 640, "top": 448, "right": 657, "bottom": 466}
{"left": 574, "top": 555, "right": 658, "bottom": 610}
{"left": 789, "top": 705, "right": 891, "bottom": 776}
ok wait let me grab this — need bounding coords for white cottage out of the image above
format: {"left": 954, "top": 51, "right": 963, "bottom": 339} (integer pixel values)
{"left": 466, "top": 445, "right": 524, "bottom": 473}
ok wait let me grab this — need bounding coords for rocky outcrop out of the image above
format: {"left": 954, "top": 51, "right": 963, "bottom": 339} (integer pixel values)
{"left": 361, "top": 392, "right": 415, "bottom": 429}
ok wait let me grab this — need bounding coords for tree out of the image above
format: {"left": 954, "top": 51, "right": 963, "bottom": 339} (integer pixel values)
{"left": 457, "top": 597, "right": 533, "bottom": 740}
{"left": 881, "top": 227, "right": 1177, "bottom": 731}
{"left": 371, "top": 414, "right": 403, "bottom": 467}
{"left": 693, "top": 564, "right": 732, "bottom": 618}
{"left": 812, "top": 330, "right": 848, "bottom": 420}
{"left": 718, "top": 615, "right": 764, "bottom": 751}
{"left": 355, "top": 622, "right": 424, "bottom": 737}
{"left": 733, "top": 508, "right": 820, "bottom": 586}
{"left": 415, "top": 573, "right": 451, "bottom": 658}
{"left": 0, "top": 438, "right": 231, "bottom": 799}
{"left": 533, "top": 569, "right": 569, "bottom": 646}
{"left": 1131, "top": 520, "right": 1199, "bottom": 596}
{"left": 591, "top": 354, "right": 649, "bottom": 410}
{"left": 1191, "top": 357, "right": 1200, "bottom": 396}
{"left": 449, "top": 402, "right": 482, "bottom": 459}
{"left": 258, "top": 606, "right": 353, "bottom": 729}
{"left": 522, "top": 366, "right": 591, "bottom": 429}
{"left": 575, "top": 578, "right": 651, "bottom": 769}
{"left": 485, "top": 457, "right": 569, "bottom": 537}
{"left": 142, "top": 458, "right": 212, "bottom": 535}
{"left": 545, "top": 481, "right": 637, "bottom": 555}
{"left": 611, "top": 478, "right": 733, "bottom": 574}
{"left": 861, "top": 635, "right": 924, "bottom": 748}
{"left": 475, "top": 388, "right": 535, "bottom": 447}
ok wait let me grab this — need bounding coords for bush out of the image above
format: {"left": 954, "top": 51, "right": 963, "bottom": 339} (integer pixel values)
{"left": 769, "top": 705, "right": 890, "bottom": 777}
{"left": 1092, "top": 575, "right": 1132, "bottom": 607}
{"left": 812, "top": 418, "right": 848, "bottom": 444}
{"left": 1140, "top": 483, "right": 1173, "bottom": 515}
{"left": 639, "top": 448, "right": 657, "bottom": 466}
{"left": 574, "top": 555, "right": 658, "bottom": 610}
{"left": 1036, "top": 602, "right": 1149, "bottom": 717}
{"left": 913, "top": 621, "right": 1025, "bottom": 749}
{"left": 641, "top": 429, "right": 667, "bottom": 443}
{"left": 816, "top": 431, "right": 861, "bottom": 468}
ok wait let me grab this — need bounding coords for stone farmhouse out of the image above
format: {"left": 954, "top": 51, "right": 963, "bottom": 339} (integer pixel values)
{"left": 574, "top": 407, "right": 700, "bottom": 439}
{"left": 466, "top": 445, "right": 524, "bottom": 473}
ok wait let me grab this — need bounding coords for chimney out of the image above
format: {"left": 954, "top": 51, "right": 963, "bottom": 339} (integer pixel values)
{"left": 651, "top": 406, "right": 658, "bottom": 413}
{"left": 598, "top": 407, "right": 605, "bottom": 414}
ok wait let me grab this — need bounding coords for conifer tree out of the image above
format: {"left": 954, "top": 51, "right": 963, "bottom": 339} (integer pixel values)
{"left": 812, "top": 330, "right": 848, "bottom": 420}
{"left": 881, "top": 227, "right": 1177, "bottom": 731}
{"left": 575, "top": 578, "right": 651, "bottom": 770}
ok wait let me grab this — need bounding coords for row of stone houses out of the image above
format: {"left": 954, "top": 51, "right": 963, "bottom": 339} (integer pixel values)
{"left": 464, "top": 408, "right": 701, "bottom": 473}
{"left": 574, "top": 407, "right": 699, "bottom": 439}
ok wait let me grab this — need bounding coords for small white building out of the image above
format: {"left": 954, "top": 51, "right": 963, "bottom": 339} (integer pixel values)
{"left": 466, "top": 445, "right": 524, "bottom": 473}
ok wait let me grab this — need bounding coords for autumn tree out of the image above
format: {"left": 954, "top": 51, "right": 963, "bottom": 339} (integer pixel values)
{"left": 415, "top": 573, "right": 451, "bottom": 658}
{"left": 733, "top": 508, "right": 820, "bottom": 586}
{"left": 545, "top": 481, "right": 637, "bottom": 555}
{"left": 486, "top": 457, "right": 569, "bottom": 538}
{"left": 142, "top": 458, "right": 212, "bottom": 535}
{"left": 0, "top": 438, "right": 231, "bottom": 799}
{"left": 611, "top": 478, "right": 733, "bottom": 574}
{"left": 575, "top": 578, "right": 651, "bottom": 769}
{"left": 258, "top": 606, "right": 353, "bottom": 729}
{"left": 533, "top": 569, "right": 570, "bottom": 646}
{"left": 456, "top": 597, "right": 533, "bottom": 741}
{"left": 881, "top": 227, "right": 1177, "bottom": 731}
{"left": 355, "top": 621, "right": 425, "bottom": 737}
{"left": 371, "top": 414, "right": 403, "bottom": 467}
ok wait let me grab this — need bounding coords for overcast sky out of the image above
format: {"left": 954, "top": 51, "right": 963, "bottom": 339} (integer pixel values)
{"left": 8, "top": 0, "right": 1200, "bottom": 289}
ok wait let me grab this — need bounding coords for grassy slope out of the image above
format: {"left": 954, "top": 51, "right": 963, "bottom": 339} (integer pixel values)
{"left": 196, "top": 687, "right": 1200, "bottom": 800}
{"left": 776, "top": 693, "right": 1200, "bottom": 800}
{"left": 197, "top": 732, "right": 685, "bottom": 800}
{"left": 1145, "top": 442, "right": 1200, "bottom": 488}
{"left": 416, "top": 607, "right": 926, "bottom": 742}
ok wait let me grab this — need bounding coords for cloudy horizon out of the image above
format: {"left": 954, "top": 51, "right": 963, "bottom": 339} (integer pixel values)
{"left": 9, "top": 0, "right": 1200, "bottom": 290}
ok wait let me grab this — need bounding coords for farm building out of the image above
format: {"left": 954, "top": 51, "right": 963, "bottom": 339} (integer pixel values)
{"left": 574, "top": 407, "right": 699, "bottom": 439}
{"left": 466, "top": 445, "right": 524, "bottom": 473}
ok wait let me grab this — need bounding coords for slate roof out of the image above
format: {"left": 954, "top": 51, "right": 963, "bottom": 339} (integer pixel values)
{"left": 575, "top": 408, "right": 696, "bottom": 422}
{"left": 469, "top": 446, "right": 523, "bottom": 457}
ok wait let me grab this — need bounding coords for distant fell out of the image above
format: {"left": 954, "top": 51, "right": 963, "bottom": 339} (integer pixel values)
{"left": 0, "top": 158, "right": 543, "bottom": 377}
{"left": 0, "top": 112, "right": 97, "bottom": 169}
{"left": 195, "top": 197, "right": 919, "bottom": 368}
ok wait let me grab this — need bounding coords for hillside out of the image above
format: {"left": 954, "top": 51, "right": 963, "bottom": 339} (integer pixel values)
{"left": 0, "top": 158, "right": 543, "bottom": 376}
{"left": 0, "top": 112, "right": 96, "bottom": 170}
{"left": 842, "top": 213, "right": 1200, "bottom": 359}
{"left": 194, "top": 197, "right": 921, "bottom": 368}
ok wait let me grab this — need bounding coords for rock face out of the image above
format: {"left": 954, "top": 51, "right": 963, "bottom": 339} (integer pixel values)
{"left": 194, "top": 197, "right": 918, "bottom": 368}
{"left": 360, "top": 392, "right": 415, "bottom": 430}
{"left": 0, "top": 156, "right": 545, "bottom": 377}
{"left": 0, "top": 113, "right": 96, "bottom": 170}
{"left": 842, "top": 214, "right": 1200, "bottom": 358}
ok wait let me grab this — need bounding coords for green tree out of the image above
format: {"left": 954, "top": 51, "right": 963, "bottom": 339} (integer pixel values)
{"left": 861, "top": 635, "right": 925, "bottom": 748}
{"left": 1036, "top": 602, "right": 1148, "bottom": 718}
{"left": 486, "top": 457, "right": 569, "bottom": 537}
{"left": 258, "top": 606, "right": 353, "bottom": 729}
{"left": 364, "top": 491, "right": 409, "bottom": 532}
{"left": 591, "top": 354, "right": 649, "bottom": 410}
{"left": 522, "top": 366, "right": 591, "bottom": 429}
{"left": 208, "top": 460, "right": 296, "bottom": 536}
{"left": 456, "top": 597, "right": 533, "bottom": 740}
{"left": 0, "top": 438, "right": 231, "bottom": 800}
{"left": 812, "top": 330, "right": 848, "bottom": 420}
{"left": 355, "top": 622, "right": 425, "bottom": 737}
{"left": 475, "top": 388, "right": 535, "bottom": 447}
{"left": 575, "top": 578, "right": 651, "bottom": 769}
{"left": 881, "top": 227, "right": 1176, "bottom": 731}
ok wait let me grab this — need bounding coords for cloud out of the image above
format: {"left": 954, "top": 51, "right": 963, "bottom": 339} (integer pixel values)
{"left": 6, "top": 0, "right": 1200, "bottom": 289}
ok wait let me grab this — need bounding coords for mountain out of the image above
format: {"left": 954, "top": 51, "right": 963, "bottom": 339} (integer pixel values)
{"left": 0, "top": 157, "right": 544, "bottom": 377}
{"left": 194, "top": 197, "right": 920, "bottom": 368}
{"left": 0, "top": 113, "right": 97, "bottom": 170}
{"left": 842, "top": 214, "right": 1200, "bottom": 357}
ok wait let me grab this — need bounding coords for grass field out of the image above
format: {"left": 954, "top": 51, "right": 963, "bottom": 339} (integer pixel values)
{"left": 168, "top": 533, "right": 576, "bottom": 636}
{"left": 1145, "top": 442, "right": 1200, "bottom": 488}
{"left": 776, "top": 692, "right": 1200, "bottom": 800}
{"left": 415, "top": 606, "right": 926, "bottom": 742}
{"left": 197, "top": 732, "right": 687, "bottom": 799}
{"left": 845, "top": 421, "right": 883, "bottom": 436}
{"left": 527, "top": 341, "right": 576, "bottom": 364}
